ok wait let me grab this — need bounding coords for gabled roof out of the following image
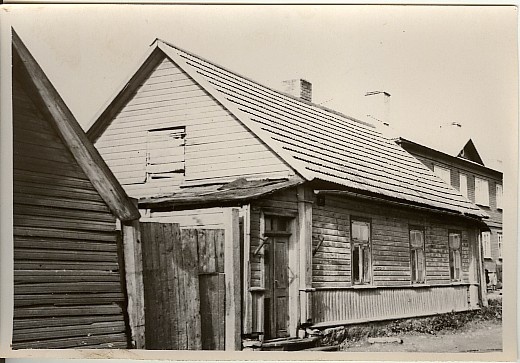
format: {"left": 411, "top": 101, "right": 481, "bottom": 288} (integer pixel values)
{"left": 457, "top": 139, "right": 484, "bottom": 165}
{"left": 13, "top": 29, "right": 140, "bottom": 222}
{"left": 88, "top": 39, "right": 487, "bottom": 219}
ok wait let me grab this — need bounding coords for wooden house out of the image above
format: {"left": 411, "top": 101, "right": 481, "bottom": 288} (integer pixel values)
{"left": 396, "top": 136, "right": 503, "bottom": 286}
{"left": 12, "top": 31, "right": 142, "bottom": 349}
{"left": 87, "top": 39, "right": 489, "bottom": 348}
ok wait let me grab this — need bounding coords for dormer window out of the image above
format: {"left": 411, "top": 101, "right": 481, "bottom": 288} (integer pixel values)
{"left": 146, "top": 127, "right": 186, "bottom": 179}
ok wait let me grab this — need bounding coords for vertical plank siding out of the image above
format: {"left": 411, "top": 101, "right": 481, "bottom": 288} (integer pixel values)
{"left": 141, "top": 223, "right": 226, "bottom": 350}
{"left": 96, "top": 57, "right": 293, "bottom": 198}
{"left": 312, "top": 285, "right": 470, "bottom": 325}
{"left": 12, "top": 79, "right": 129, "bottom": 349}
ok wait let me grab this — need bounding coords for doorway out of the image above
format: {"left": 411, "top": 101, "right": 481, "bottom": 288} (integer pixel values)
{"left": 263, "top": 215, "right": 291, "bottom": 339}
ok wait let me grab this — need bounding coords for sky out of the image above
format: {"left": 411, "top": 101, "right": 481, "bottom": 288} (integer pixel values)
{"left": 2, "top": 4, "right": 518, "bottom": 171}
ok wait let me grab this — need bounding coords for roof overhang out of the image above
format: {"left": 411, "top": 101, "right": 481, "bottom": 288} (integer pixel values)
{"left": 315, "top": 189, "right": 488, "bottom": 224}
{"left": 139, "top": 177, "right": 304, "bottom": 209}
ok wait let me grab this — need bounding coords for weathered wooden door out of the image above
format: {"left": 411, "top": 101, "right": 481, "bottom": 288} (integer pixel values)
{"left": 264, "top": 216, "right": 291, "bottom": 338}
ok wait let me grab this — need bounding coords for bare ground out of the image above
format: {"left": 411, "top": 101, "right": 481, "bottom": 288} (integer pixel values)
{"left": 342, "top": 319, "right": 502, "bottom": 353}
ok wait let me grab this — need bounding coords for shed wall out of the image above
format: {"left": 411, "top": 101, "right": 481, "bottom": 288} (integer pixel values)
{"left": 13, "top": 79, "right": 129, "bottom": 349}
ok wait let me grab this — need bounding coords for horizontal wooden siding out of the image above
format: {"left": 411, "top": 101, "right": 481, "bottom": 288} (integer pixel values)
{"left": 96, "top": 57, "right": 293, "bottom": 198}
{"left": 312, "top": 195, "right": 472, "bottom": 289}
{"left": 13, "top": 79, "right": 129, "bottom": 349}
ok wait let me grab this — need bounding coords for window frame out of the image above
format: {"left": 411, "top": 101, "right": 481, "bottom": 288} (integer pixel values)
{"left": 350, "top": 218, "right": 372, "bottom": 285}
{"left": 448, "top": 231, "right": 462, "bottom": 282}
{"left": 474, "top": 176, "right": 490, "bottom": 207}
{"left": 459, "top": 173, "right": 468, "bottom": 199}
{"left": 497, "top": 232, "right": 503, "bottom": 259}
{"left": 409, "top": 227, "right": 426, "bottom": 284}
{"left": 496, "top": 183, "right": 503, "bottom": 210}
{"left": 146, "top": 126, "right": 186, "bottom": 179}
{"left": 482, "top": 231, "right": 492, "bottom": 259}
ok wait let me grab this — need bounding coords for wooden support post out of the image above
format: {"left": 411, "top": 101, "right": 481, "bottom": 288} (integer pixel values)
{"left": 477, "top": 230, "right": 488, "bottom": 307}
{"left": 297, "top": 185, "right": 313, "bottom": 329}
{"left": 242, "top": 205, "right": 253, "bottom": 334}
{"left": 122, "top": 217, "right": 146, "bottom": 349}
{"left": 224, "top": 208, "right": 242, "bottom": 350}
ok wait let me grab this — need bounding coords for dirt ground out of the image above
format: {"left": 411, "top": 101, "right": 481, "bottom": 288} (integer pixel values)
{"left": 343, "top": 320, "right": 502, "bottom": 353}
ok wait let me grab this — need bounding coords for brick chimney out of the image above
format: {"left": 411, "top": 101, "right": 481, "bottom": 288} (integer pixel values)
{"left": 365, "top": 91, "right": 391, "bottom": 126}
{"left": 283, "top": 79, "right": 312, "bottom": 102}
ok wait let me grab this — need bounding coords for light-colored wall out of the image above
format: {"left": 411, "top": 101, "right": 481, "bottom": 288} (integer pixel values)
{"left": 95, "top": 56, "right": 294, "bottom": 198}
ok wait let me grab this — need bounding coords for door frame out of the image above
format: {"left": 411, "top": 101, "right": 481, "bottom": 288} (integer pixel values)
{"left": 259, "top": 210, "right": 300, "bottom": 339}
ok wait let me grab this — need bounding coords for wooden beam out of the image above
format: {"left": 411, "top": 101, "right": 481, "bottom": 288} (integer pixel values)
{"left": 87, "top": 44, "right": 166, "bottom": 142}
{"left": 12, "top": 30, "right": 140, "bottom": 222}
{"left": 298, "top": 185, "right": 313, "bottom": 328}
{"left": 242, "top": 205, "right": 253, "bottom": 334}
{"left": 122, "top": 218, "right": 145, "bottom": 349}
{"left": 224, "top": 208, "right": 242, "bottom": 350}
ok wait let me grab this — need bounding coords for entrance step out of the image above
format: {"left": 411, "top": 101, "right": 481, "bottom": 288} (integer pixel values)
{"left": 260, "top": 337, "right": 319, "bottom": 351}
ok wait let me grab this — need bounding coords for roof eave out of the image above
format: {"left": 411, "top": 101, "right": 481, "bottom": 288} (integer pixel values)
{"left": 86, "top": 41, "right": 166, "bottom": 142}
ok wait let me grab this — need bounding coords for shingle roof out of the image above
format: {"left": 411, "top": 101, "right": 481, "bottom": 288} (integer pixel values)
{"left": 89, "top": 39, "right": 487, "bottom": 219}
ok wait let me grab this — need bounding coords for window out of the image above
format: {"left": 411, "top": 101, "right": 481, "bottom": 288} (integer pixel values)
{"left": 409, "top": 228, "right": 426, "bottom": 283}
{"left": 497, "top": 232, "right": 502, "bottom": 259}
{"left": 433, "top": 165, "right": 451, "bottom": 185}
{"left": 475, "top": 177, "right": 490, "bottom": 206}
{"left": 459, "top": 173, "right": 468, "bottom": 199}
{"left": 449, "top": 232, "right": 462, "bottom": 281}
{"left": 146, "top": 127, "right": 185, "bottom": 179}
{"left": 482, "top": 231, "right": 491, "bottom": 258}
{"left": 496, "top": 184, "right": 503, "bottom": 210}
{"left": 351, "top": 219, "right": 371, "bottom": 285}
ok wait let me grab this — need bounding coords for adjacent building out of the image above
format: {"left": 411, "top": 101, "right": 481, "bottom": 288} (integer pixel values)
{"left": 397, "top": 136, "right": 503, "bottom": 286}
{"left": 12, "top": 30, "right": 142, "bottom": 349}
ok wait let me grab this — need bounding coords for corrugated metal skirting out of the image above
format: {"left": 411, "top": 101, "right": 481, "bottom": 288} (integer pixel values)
{"left": 312, "top": 285, "right": 470, "bottom": 324}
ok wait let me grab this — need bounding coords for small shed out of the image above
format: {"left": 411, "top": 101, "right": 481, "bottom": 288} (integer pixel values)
{"left": 12, "top": 30, "right": 141, "bottom": 349}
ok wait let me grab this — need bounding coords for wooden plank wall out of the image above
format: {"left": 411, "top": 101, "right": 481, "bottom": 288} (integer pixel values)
{"left": 312, "top": 285, "right": 470, "bottom": 325}
{"left": 12, "top": 79, "right": 129, "bottom": 349}
{"left": 95, "top": 56, "right": 293, "bottom": 198}
{"left": 312, "top": 195, "right": 472, "bottom": 288}
{"left": 141, "top": 223, "right": 225, "bottom": 350}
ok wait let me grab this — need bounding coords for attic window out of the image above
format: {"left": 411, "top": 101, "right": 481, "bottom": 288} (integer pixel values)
{"left": 146, "top": 127, "right": 186, "bottom": 179}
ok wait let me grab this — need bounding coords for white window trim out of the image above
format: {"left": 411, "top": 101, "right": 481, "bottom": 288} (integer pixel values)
{"left": 482, "top": 231, "right": 491, "bottom": 259}
{"left": 496, "top": 184, "right": 503, "bottom": 210}
{"left": 459, "top": 173, "right": 468, "bottom": 199}
{"left": 475, "top": 177, "right": 490, "bottom": 207}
